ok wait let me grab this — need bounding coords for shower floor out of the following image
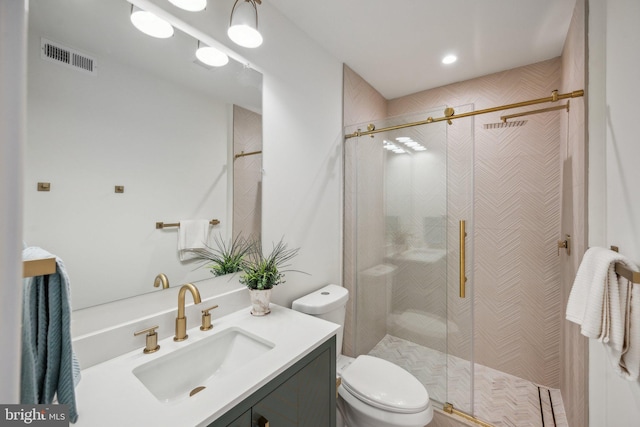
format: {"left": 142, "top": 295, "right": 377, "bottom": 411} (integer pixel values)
{"left": 369, "top": 335, "right": 568, "bottom": 427}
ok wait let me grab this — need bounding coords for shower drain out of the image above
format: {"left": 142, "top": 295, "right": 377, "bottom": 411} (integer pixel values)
{"left": 538, "top": 386, "right": 557, "bottom": 427}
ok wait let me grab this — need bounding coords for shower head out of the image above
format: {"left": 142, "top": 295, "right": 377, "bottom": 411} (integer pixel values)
{"left": 483, "top": 120, "right": 528, "bottom": 130}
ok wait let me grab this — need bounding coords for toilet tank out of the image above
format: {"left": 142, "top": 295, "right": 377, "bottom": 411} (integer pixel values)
{"left": 292, "top": 284, "right": 349, "bottom": 353}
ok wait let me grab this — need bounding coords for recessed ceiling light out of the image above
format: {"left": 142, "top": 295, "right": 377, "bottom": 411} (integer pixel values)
{"left": 442, "top": 54, "right": 457, "bottom": 65}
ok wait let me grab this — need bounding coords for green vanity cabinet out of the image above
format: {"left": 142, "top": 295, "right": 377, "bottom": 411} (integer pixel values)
{"left": 209, "top": 336, "right": 337, "bottom": 427}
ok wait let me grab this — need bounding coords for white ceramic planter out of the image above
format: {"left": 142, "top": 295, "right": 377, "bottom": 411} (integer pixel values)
{"left": 249, "top": 289, "right": 272, "bottom": 316}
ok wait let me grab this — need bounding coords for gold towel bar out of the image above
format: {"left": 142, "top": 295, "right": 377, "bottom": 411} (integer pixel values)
{"left": 23, "top": 258, "right": 56, "bottom": 278}
{"left": 156, "top": 219, "right": 220, "bottom": 229}
{"left": 610, "top": 246, "right": 640, "bottom": 284}
{"left": 615, "top": 264, "right": 640, "bottom": 284}
{"left": 234, "top": 150, "right": 262, "bottom": 159}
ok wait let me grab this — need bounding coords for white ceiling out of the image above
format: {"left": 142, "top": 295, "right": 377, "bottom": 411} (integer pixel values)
{"left": 267, "top": 0, "right": 577, "bottom": 99}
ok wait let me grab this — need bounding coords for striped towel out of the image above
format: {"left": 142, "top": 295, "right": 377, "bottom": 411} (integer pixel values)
{"left": 21, "top": 247, "right": 80, "bottom": 423}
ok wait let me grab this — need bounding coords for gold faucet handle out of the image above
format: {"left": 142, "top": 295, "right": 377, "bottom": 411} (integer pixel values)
{"left": 134, "top": 325, "right": 160, "bottom": 354}
{"left": 200, "top": 305, "right": 219, "bottom": 331}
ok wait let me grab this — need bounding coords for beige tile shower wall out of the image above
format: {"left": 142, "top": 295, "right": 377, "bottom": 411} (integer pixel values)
{"left": 388, "top": 58, "right": 563, "bottom": 388}
{"left": 559, "top": 1, "right": 588, "bottom": 426}
{"left": 233, "top": 105, "right": 263, "bottom": 240}
{"left": 342, "top": 65, "right": 388, "bottom": 356}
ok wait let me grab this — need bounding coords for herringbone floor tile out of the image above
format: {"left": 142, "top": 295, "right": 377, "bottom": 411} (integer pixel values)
{"left": 369, "top": 335, "right": 568, "bottom": 427}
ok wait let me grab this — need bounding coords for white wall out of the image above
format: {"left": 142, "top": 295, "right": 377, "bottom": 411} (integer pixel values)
{"left": 588, "top": 0, "right": 640, "bottom": 425}
{"left": 25, "top": 33, "right": 230, "bottom": 309}
{"left": 240, "top": 3, "right": 344, "bottom": 306}
{"left": 0, "top": 0, "right": 27, "bottom": 404}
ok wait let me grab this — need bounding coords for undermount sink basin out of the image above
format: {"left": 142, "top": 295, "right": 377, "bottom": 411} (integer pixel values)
{"left": 132, "top": 327, "right": 275, "bottom": 402}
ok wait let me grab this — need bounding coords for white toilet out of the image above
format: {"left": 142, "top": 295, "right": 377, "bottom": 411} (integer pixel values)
{"left": 292, "top": 284, "right": 433, "bottom": 427}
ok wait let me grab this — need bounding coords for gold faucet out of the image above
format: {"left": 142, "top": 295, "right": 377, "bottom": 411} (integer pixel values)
{"left": 174, "top": 283, "right": 202, "bottom": 341}
{"left": 154, "top": 273, "right": 169, "bottom": 289}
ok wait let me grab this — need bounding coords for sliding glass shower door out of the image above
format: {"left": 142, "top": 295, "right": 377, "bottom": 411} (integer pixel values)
{"left": 344, "top": 106, "right": 474, "bottom": 415}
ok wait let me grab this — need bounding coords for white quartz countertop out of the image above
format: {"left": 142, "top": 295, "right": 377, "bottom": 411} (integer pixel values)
{"left": 73, "top": 304, "right": 339, "bottom": 427}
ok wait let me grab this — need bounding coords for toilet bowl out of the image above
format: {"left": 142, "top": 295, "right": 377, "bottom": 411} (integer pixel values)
{"left": 292, "top": 284, "right": 433, "bottom": 427}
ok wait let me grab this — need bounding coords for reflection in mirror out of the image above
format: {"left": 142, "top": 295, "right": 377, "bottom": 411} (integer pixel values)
{"left": 24, "top": 0, "right": 262, "bottom": 310}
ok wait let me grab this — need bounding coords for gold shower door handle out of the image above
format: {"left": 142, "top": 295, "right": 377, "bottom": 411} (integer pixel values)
{"left": 460, "top": 220, "right": 467, "bottom": 298}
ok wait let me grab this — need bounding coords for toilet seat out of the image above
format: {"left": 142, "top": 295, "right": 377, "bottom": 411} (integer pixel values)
{"left": 340, "top": 355, "right": 429, "bottom": 414}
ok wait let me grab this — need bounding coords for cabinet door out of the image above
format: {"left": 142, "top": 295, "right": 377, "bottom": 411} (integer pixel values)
{"left": 226, "top": 409, "right": 251, "bottom": 427}
{"left": 252, "top": 373, "right": 298, "bottom": 426}
{"left": 252, "top": 347, "right": 332, "bottom": 427}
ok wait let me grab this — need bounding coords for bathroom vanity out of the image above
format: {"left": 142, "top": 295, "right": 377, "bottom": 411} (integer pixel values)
{"left": 211, "top": 336, "right": 336, "bottom": 427}
{"left": 72, "top": 304, "right": 338, "bottom": 426}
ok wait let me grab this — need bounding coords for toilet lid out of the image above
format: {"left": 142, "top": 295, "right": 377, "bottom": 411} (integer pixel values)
{"left": 340, "top": 355, "right": 430, "bottom": 414}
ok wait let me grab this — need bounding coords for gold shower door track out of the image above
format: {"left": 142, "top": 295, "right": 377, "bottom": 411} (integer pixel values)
{"left": 343, "top": 89, "right": 584, "bottom": 139}
{"left": 444, "top": 403, "right": 495, "bottom": 427}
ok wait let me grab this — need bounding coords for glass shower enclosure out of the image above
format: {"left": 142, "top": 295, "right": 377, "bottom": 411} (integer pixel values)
{"left": 344, "top": 106, "right": 475, "bottom": 415}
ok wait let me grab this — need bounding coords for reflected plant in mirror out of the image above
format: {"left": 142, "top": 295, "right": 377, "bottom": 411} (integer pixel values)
{"left": 191, "top": 234, "right": 252, "bottom": 277}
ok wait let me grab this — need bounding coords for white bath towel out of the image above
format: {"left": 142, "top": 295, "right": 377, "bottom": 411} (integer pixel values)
{"left": 566, "top": 246, "right": 640, "bottom": 380}
{"left": 178, "top": 219, "right": 210, "bottom": 261}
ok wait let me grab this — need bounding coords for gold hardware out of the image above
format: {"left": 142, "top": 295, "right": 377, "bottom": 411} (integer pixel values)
{"left": 156, "top": 219, "right": 220, "bottom": 229}
{"left": 501, "top": 101, "right": 570, "bottom": 123}
{"left": 234, "top": 150, "right": 262, "bottom": 159}
{"left": 336, "top": 377, "right": 342, "bottom": 398}
{"left": 444, "top": 107, "right": 455, "bottom": 125}
{"left": 257, "top": 416, "right": 269, "bottom": 427}
{"left": 37, "top": 182, "right": 50, "bottom": 192}
{"left": 367, "top": 123, "right": 375, "bottom": 131}
{"left": 114, "top": 185, "right": 124, "bottom": 193}
{"left": 552, "top": 89, "right": 559, "bottom": 101}
{"left": 459, "top": 220, "right": 467, "bottom": 298}
{"left": 189, "top": 386, "right": 206, "bottom": 397}
{"left": 610, "top": 246, "right": 640, "bottom": 283}
{"left": 153, "top": 273, "right": 169, "bottom": 289}
{"left": 443, "top": 402, "right": 495, "bottom": 427}
{"left": 344, "top": 89, "right": 585, "bottom": 138}
{"left": 200, "top": 304, "right": 219, "bottom": 331}
{"left": 174, "top": 283, "right": 202, "bottom": 341}
{"left": 23, "top": 258, "right": 56, "bottom": 278}
{"left": 134, "top": 325, "right": 160, "bottom": 354}
{"left": 558, "top": 234, "right": 571, "bottom": 256}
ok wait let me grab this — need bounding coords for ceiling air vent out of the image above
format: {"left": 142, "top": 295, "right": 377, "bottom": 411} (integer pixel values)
{"left": 41, "top": 38, "right": 98, "bottom": 76}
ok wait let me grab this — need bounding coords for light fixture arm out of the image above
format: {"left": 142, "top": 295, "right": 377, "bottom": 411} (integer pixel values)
{"left": 229, "top": 0, "right": 261, "bottom": 27}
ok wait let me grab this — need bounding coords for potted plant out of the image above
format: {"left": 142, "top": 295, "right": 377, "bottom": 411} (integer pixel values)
{"left": 240, "top": 237, "right": 302, "bottom": 316}
{"left": 191, "top": 234, "right": 251, "bottom": 277}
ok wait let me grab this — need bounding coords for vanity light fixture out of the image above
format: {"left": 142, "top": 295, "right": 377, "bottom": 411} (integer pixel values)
{"left": 228, "top": 0, "right": 263, "bottom": 48}
{"left": 196, "top": 41, "right": 229, "bottom": 67}
{"left": 168, "top": 0, "right": 207, "bottom": 12}
{"left": 130, "top": 5, "right": 174, "bottom": 39}
{"left": 442, "top": 54, "right": 457, "bottom": 65}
